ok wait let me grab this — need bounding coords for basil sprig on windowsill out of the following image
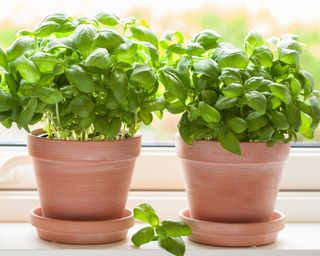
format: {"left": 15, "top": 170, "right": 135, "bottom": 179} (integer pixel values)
{"left": 0, "top": 13, "right": 164, "bottom": 140}
{"left": 132, "top": 204, "right": 192, "bottom": 256}
{"left": 159, "top": 30, "right": 320, "bottom": 154}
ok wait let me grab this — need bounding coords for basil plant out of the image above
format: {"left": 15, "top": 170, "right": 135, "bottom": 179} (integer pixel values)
{"left": 159, "top": 30, "right": 320, "bottom": 154}
{"left": 0, "top": 13, "right": 164, "bottom": 140}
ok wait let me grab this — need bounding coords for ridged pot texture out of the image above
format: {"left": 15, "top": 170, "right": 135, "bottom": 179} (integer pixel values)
{"left": 28, "top": 129, "right": 141, "bottom": 221}
{"left": 176, "top": 134, "right": 290, "bottom": 223}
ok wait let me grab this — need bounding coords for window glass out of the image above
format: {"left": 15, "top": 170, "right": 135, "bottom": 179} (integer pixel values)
{"left": 0, "top": 0, "right": 319, "bottom": 145}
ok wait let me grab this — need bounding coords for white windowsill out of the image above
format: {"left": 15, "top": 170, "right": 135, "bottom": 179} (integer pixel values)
{"left": 0, "top": 223, "right": 320, "bottom": 255}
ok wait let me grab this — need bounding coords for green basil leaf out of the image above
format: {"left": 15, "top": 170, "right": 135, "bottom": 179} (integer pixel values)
{"left": 130, "top": 63, "right": 156, "bottom": 89}
{"left": 250, "top": 46, "right": 273, "bottom": 67}
{"left": 222, "top": 83, "right": 243, "bottom": 98}
{"left": 108, "top": 118, "right": 121, "bottom": 139}
{"left": 193, "top": 59, "right": 220, "bottom": 80}
{"left": 109, "top": 69, "right": 128, "bottom": 102}
{"left": 245, "top": 111, "right": 268, "bottom": 131}
{"left": 139, "top": 110, "right": 153, "bottom": 125}
{"left": 94, "top": 12, "right": 119, "bottom": 26}
{"left": 286, "top": 102, "right": 301, "bottom": 131}
{"left": 278, "top": 48, "right": 299, "bottom": 66}
{"left": 245, "top": 90, "right": 267, "bottom": 114}
{"left": 258, "top": 126, "right": 275, "bottom": 141}
{"left": 37, "top": 87, "right": 64, "bottom": 104}
{"left": 158, "top": 236, "right": 186, "bottom": 256}
{"left": 244, "top": 31, "right": 264, "bottom": 55}
{"left": 95, "top": 29, "right": 124, "bottom": 51}
{"left": 186, "top": 42, "right": 205, "bottom": 56}
{"left": 227, "top": 117, "right": 247, "bottom": 134}
{"left": 45, "top": 38, "right": 75, "bottom": 51}
{"left": 191, "top": 29, "right": 221, "bottom": 50}
{"left": 201, "top": 90, "right": 217, "bottom": 105}
{"left": 218, "top": 126, "right": 241, "bottom": 155}
{"left": 4, "top": 73, "right": 18, "bottom": 93}
{"left": 159, "top": 68, "right": 186, "bottom": 103}
{"left": 19, "top": 97, "right": 37, "bottom": 131}
{"left": 290, "top": 78, "right": 301, "bottom": 98}
{"left": 30, "top": 52, "right": 61, "bottom": 73}
{"left": 134, "top": 203, "right": 160, "bottom": 227}
{"left": 131, "top": 227, "right": 155, "bottom": 247}
{"left": 142, "top": 98, "right": 165, "bottom": 112}
{"left": 70, "top": 94, "right": 94, "bottom": 118}
{"left": 213, "top": 43, "right": 249, "bottom": 69}
{"left": 268, "top": 95, "right": 282, "bottom": 110}
{"left": 16, "top": 56, "right": 41, "bottom": 83}
{"left": 85, "top": 48, "right": 111, "bottom": 69}
{"left": 215, "top": 96, "right": 237, "bottom": 110}
{"left": 162, "top": 221, "right": 192, "bottom": 237}
{"left": 165, "top": 99, "right": 186, "bottom": 114}
{"left": 130, "top": 26, "right": 158, "bottom": 49}
{"left": 199, "top": 101, "right": 221, "bottom": 123}
{"left": 268, "top": 83, "right": 292, "bottom": 104}
{"left": 219, "top": 68, "right": 242, "bottom": 85}
{"left": 94, "top": 116, "right": 109, "bottom": 136}
{"left": 309, "top": 95, "right": 320, "bottom": 128}
{"left": 299, "top": 112, "right": 314, "bottom": 139}
{"left": 72, "top": 24, "right": 96, "bottom": 57}
{"left": 0, "top": 91, "right": 14, "bottom": 111}
{"left": 115, "top": 41, "right": 137, "bottom": 63}
{"left": 268, "top": 111, "right": 290, "bottom": 130}
{"left": 0, "top": 47, "right": 8, "bottom": 70}
{"left": 66, "top": 65, "right": 95, "bottom": 94}
{"left": 6, "top": 37, "right": 34, "bottom": 61}
{"left": 36, "top": 20, "right": 61, "bottom": 37}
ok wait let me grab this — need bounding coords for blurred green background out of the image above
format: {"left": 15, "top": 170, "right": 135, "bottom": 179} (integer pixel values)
{"left": 0, "top": 0, "right": 319, "bottom": 143}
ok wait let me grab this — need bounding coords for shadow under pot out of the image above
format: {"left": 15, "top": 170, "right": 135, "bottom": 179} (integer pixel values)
{"left": 175, "top": 134, "right": 290, "bottom": 223}
{"left": 27, "top": 129, "right": 141, "bottom": 221}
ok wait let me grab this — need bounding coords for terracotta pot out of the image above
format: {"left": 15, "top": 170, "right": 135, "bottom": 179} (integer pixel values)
{"left": 176, "top": 134, "right": 290, "bottom": 223}
{"left": 28, "top": 129, "right": 141, "bottom": 221}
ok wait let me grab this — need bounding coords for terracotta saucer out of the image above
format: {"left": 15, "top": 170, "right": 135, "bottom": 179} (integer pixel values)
{"left": 179, "top": 209, "right": 285, "bottom": 247}
{"left": 30, "top": 206, "right": 134, "bottom": 245}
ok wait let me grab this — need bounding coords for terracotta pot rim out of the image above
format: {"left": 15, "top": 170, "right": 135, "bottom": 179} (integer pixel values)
{"left": 29, "top": 128, "right": 142, "bottom": 143}
{"left": 175, "top": 133, "right": 289, "bottom": 146}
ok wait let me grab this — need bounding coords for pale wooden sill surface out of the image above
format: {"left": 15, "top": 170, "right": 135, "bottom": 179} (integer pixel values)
{"left": 0, "top": 223, "right": 319, "bottom": 256}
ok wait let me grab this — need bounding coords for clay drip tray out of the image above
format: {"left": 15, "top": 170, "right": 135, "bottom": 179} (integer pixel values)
{"left": 30, "top": 207, "right": 134, "bottom": 245}
{"left": 179, "top": 209, "right": 285, "bottom": 247}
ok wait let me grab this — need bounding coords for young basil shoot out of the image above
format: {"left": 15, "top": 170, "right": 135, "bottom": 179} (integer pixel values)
{"left": 131, "top": 204, "right": 192, "bottom": 256}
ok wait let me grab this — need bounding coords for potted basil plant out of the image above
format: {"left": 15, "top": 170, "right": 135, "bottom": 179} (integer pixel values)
{"left": 159, "top": 30, "right": 320, "bottom": 245}
{"left": 0, "top": 12, "right": 164, "bottom": 239}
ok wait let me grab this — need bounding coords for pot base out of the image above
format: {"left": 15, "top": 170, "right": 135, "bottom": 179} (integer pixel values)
{"left": 30, "top": 206, "right": 134, "bottom": 245}
{"left": 179, "top": 209, "right": 285, "bottom": 247}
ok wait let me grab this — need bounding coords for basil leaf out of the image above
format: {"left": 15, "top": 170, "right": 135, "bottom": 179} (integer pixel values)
{"left": 246, "top": 111, "right": 268, "bottom": 131}
{"left": 186, "top": 42, "right": 205, "bottom": 56}
{"left": 162, "top": 221, "right": 192, "bottom": 237}
{"left": 94, "top": 12, "right": 119, "bottom": 26}
{"left": 6, "top": 37, "right": 34, "bottom": 61}
{"left": 244, "top": 31, "right": 264, "bottom": 55}
{"left": 19, "top": 97, "right": 37, "bottom": 131}
{"left": 191, "top": 29, "right": 220, "bottom": 50}
{"left": 219, "top": 68, "right": 242, "bottom": 85}
{"left": 130, "top": 26, "right": 158, "bottom": 49}
{"left": 193, "top": 59, "right": 220, "bottom": 80}
{"left": 0, "top": 47, "right": 8, "bottom": 70}
{"left": 215, "top": 96, "right": 237, "bottom": 110}
{"left": 134, "top": 203, "right": 160, "bottom": 227}
{"left": 222, "top": 83, "right": 243, "bottom": 98}
{"left": 227, "top": 117, "right": 247, "bottom": 134}
{"left": 199, "top": 101, "right": 221, "bottom": 123}
{"left": 30, "top": 52, "right": 61, "bottom": 73}
{"left": 218, "top": 126, "right": 241, "bottom": 155}
{"left": 245, "top": 90, "right": 267, "bottom": 114}
{"left": 45, "top": 38, "right": 75, "bottom": 51}
{"left": 36, "top": 21, "right": 60, "bottom": 37}
{"left": 286, "top": 102, "right": 301, "bottom": 131}
{"left": 158, "top": 236, "right": 186, "bottom": 256}
{"left": 72, "top": 24, "right": 96, "bottom": 57}
{"left": 132, "top": 227, "right": 155, "bottom": 247}
{"left": 16, "top": 56, "right": 41, "bottom": 83}
{"left": 309, "top": 95, "right": 320, "bottom": 128}
{"left": 0, "top": 91, "right": 14, "bottom": 111}
{"left": 130, "top": 64, "right": 157, "bottom": 90}
{"left": 115, "top": 41, "right": 137, "bottom": 63}
{"left": 251, "top": 46, "right": 273, "bottom": 67}
{"left": 268, "top": 111, "right": 289, "bottom": 130}
{"left": 95, "top": 29, "right": 124, "bottom": 51}
{"left": 85, "top": 48, "right": 111, "bottom": 69}
{"left": 109, "top": 69, "right": 129, "bottom": 102}
{"left": 269, "top": 83, "right": 292, "bottom": 104}
{"left": 299, "top": 112, "right": 314, "bottom": 139}
{"left": 37, "top": 87, "right": 64, "bottom": 104}
{"left": 278, "top": 48, "right": 299, "bottom": 66}
{"left": 66, "top": 65, "right": 95, "bottom": 94}
{"left": 70, "top": 94, "right": 94, "bottom": 118}
{"left": 213, "top": 43, "right": 249, "bottom": 69}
